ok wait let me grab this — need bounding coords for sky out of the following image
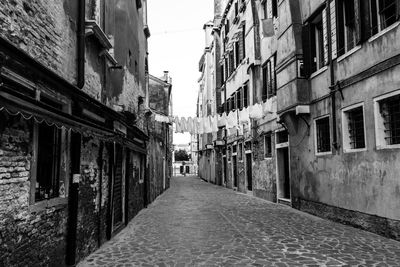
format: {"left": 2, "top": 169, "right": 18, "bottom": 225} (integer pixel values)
{"left": 148, "top": 0, "right": 214, "bottom": 145}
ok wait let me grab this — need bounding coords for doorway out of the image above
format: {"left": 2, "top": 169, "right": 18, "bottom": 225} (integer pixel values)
{"left": 223, "top": 156, "right": 227, "bottom": 185}
{"left": 246, "top": 153, "right": 252, "bottom": 191}
{"left": 276, "top": 145, "right": 291, "bottom": 200}
{"left": 233, "top": 155, "right": 238, "bottom": 188}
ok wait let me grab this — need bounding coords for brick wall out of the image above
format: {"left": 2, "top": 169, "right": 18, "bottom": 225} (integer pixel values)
{"left": 0, "top": 112, "right": 68, "bottom": 267}
{"left": 0, "top": 0, "right": 78, "bottom": 84}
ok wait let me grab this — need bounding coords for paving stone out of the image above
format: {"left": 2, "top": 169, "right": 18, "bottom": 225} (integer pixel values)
{"left": 78, "top": 176, "right": 400, "bottom": 267}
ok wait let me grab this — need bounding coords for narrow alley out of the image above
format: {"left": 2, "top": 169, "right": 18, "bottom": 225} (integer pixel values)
{"left": 78, "top": 176, "right": 400, "bottom": 267}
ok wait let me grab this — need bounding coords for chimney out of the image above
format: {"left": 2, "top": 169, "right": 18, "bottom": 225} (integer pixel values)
{"left": 163, "top": 71, "right": 169, "bottom": 82}
{"left": 214, "top": 0, "right": 223, "bottom": 20}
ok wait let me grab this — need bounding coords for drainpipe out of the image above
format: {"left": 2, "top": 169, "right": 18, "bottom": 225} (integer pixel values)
{"left": 326, "top": 0, "right": 338, "bottom": 150}
{"left": 77, "top": 0, "right": 85, "bottom": 89}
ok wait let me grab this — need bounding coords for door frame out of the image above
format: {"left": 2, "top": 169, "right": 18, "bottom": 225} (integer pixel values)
{"left": 275, "top": 129, "right": 291, "bottom": 202}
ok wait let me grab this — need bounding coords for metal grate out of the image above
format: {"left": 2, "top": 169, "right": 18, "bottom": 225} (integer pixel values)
{"left": 347, "top": 107, "right": 365, "bottom": 149}
{"left": 316, "top": 117, "right": 331, "bottom": 153}
{"left": 381, "top": 95, "right": 400, "bottom": 145}
{"left": 371, "top": 0, "right": 398, "bottom": 34}
{"left": 264, "top": 133, "right": 272, "bottom": 158}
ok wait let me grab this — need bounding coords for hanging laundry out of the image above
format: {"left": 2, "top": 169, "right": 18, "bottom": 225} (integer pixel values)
{"left": 263, "top": 99, "right": 273, "bottom": 115}
{"left": 239, "top": 107, "right": 250, "bottom": 124}
{"left": 181, "top": 117, "right": 189, "bottom": 133}
{"left": 174, "top": 116, "right": 181, "bottom": 133}
{"left": 211, "top": 115, "right": 218, "bottom": 133}
{"left": 204, "top": 116, "right": 212, "bottom": 133}
{"left": 227, "top": 110, "right": 238, "bottom": 129}
{"left": 199, "top": 117, "right": 205, "bottom": 134}
{"left": 249, "top": 103, "right": 263, "bottom": 119}
{"left": 186, "top": 117, "right": 194, "bottom": 134}
{"left": 218, "top": 113, "right": 227, "bottom": 127}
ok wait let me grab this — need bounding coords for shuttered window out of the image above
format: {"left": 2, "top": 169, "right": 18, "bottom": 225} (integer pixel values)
{"left": 243, "top": 84, "right": 249, "bottom": 108}
{"left": 235, "top": 41, "right": 240, "bottom": 68}
{"left": 262, "top": 54, "right": 277, "bottom": 101}
{"left": 302, "top": 8, "right": 326, "bottom": 77}
{"left": 315, "top": 116, "right": 331, "bottom": 153}
{"left": 337, "top": 0, "right": 360, "bottom": 56}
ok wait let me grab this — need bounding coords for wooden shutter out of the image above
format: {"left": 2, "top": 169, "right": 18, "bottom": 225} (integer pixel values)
{"left": 336, "top": 0, "right": 345, "bottom": 56}
{"left": 301, "top": 23, "right": 313, "bottom": 78}
{"left": 322, "top": 8, "right": 329, "bottom": 65}
{"left": 330, "top": 0, "right": 337, "bottom": 59}
{"left": 359, "top": 0, "right": 372, "bottom": 42}
{"left": 242, "top": 24, "right": 246, "bottom": 59}
{"left": 354, "top": 0, "right": 362, "bottom": 44}
{"left": 397, "top": 0, "right": 400, "bottom": 20}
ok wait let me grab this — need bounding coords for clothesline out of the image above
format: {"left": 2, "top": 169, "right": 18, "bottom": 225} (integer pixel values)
{"left": 154, "top": 98, "right": 276, "bottom": 135}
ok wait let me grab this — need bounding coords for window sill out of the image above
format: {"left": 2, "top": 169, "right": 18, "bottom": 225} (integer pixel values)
{"left": 85, "top": 20, "right": 113, "bottom": 50}
{"left": 343, "top": 147, "right": 367, "bottom": 154}
{"left": 376, "top": 144, "right": 400, "bottom": 150}
{"left": 368, "top": 21, "right": 400, "bottom": 43}
{"left": 310, "top": 66, "right": 328, "bottom": 79}
{"left": 264, "top": 157, "right": 273, "bottom": 160}
{"left": 337, "top": 45, "right": 362, "bottom": 63}
{"left": 315, "top": 151, "right": 332, "bottom": 157}
{"left": 29, "top": 197, "right": 68, "bottom": 213}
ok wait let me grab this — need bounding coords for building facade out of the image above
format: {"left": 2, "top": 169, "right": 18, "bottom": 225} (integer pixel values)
{"left": 200, "top": 0, "right": 400, "bottom": 241}
{"left": 0, "top": 0, "right": 171, "bottom": 266}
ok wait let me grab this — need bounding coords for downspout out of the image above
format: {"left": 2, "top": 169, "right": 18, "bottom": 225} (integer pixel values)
{"left": 77, "top": 0, "right": 85, "bottom": 89}
{"left": 327, "top": 0, "right": 339, "bottom": 150}
{"left": 97, "top": 142, "right": 104, "bottom": 248}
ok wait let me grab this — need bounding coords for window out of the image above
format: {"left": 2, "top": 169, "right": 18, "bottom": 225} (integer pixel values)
{"left": 236, "top": 89, "right": 242, "bottom": 110}
{"left": 276, "top": 130, "right": 289, "bottom": 144}
{"left": 228, "top": 147, "right": 232, "bottom": 162}
{"left": 262, "top": 54, "right": 277, "bottom": 101}
{"left": 374, "top": 91, "right": 400, "bottom": 149}
{"left": 231, "top": 96, "right": 236, "bottom": 111}
{"left": 264, "top": 133, "right": 272, "bottom": 158}
{"left": 315, "top": 116, "right": 331, "bottom": 154}
{"left": 262, "top": 0, "right": 278, "bottom": 19}
{"left": 235, "top": 1, "right": 239, "bottom": 17}
{"left": 262, "top": 0, "right": 269, "bottom": 19}
{"left": 370, "top": 0, "right": 399, "bottom": 34}
{"left": 238, "top": 143, "right": 243, "bottom": 161}
{"left": 342, "top": 104, "right": 366, "bottom": 152}
{"left": 272, "top": 0, "right": 278, "bottom": 18}
{"left": 229, "top": 50, "right": 235, "bottom": 76}
{"left": 233, "top": 145, "right": 237, "bottom": 154}
{"left": 313, "top": 14, "right": 325, "bottom": 72}
{"left": 337, "top": 0, "right": 359, "bottom": 56}
{"left": 235, "top": 41, "right": 240, "bottom": 68}
{"left": 35, "top": 123, "right": 62, "bottom": 201}
{"left": 243, "top": 84, "right": 249, "bottom": 108}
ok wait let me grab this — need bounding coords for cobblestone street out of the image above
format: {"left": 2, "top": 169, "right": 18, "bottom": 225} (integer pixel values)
{"left": 78, "top": 176, "right": 400, "bottom": 267}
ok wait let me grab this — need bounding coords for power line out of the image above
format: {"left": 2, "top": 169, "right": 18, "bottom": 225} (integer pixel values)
{"left": 152, "top": 28, "right": 203, "bottom": 36}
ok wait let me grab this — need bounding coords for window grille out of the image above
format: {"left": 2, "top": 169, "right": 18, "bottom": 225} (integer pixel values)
{"left": 36, "top": 124, "right": 62, "bottom": 201}
{"left": 277, "top": 130, "right": 289, "bottom": 144}
{"left": 316, "top": 117, "right": 331, "bottom": 153}
{"left": 347, "top": 107, "right": 365, "bottom": 149}
{"left": 380, "top": 95, "right": 400, "bottom": 145}
{"left": 264, "top": 133, "right": 272, "bottom": 158}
